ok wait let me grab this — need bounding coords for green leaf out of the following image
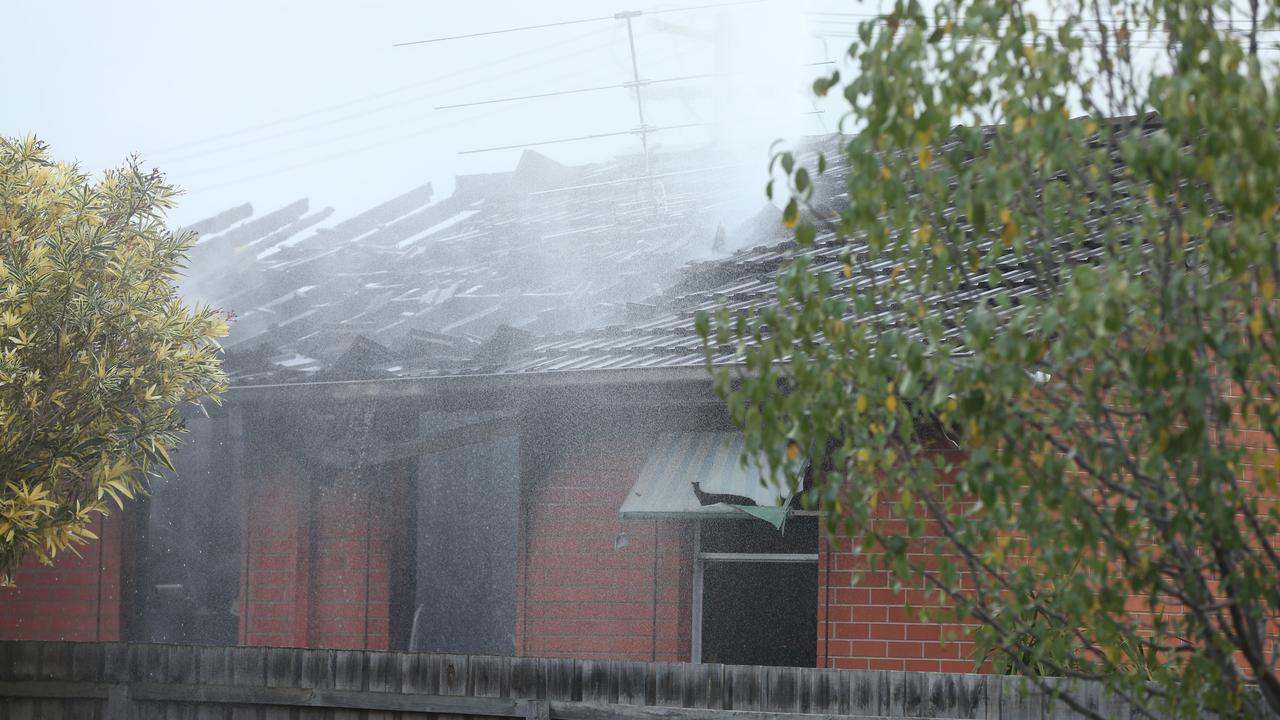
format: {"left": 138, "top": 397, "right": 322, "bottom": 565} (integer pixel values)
{"left": 782, "top": 198, "right": 800, "bottom": 229}
{"left": 694, "top": 310, "right": 710, "bottom": 339}
{"left": 795, "top": 222, "right": 816, "bottom": 246}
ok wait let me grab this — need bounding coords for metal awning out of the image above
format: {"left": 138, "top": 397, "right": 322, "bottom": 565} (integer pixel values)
{"left": 619, "top": 432, "right": 797, "bottom": 527}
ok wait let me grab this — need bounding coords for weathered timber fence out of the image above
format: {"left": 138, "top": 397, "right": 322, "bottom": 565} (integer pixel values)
{"left": 0, "top": 641, "right": 1129, "bottom": 719}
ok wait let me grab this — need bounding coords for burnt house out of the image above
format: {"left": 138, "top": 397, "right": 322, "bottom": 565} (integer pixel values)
{"left": 0, "top": 139, "right": 1017, "bottom": 672}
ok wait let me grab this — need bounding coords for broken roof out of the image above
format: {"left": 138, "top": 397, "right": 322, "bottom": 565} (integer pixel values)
{"left": 507, "top": 116, "right": 1168, "bottom": 374}
{"left": 193, "top": 117, "right": 1162, "bottom": 387}
{"left": 184, "top": 145, "right": 769, "bottom": 385}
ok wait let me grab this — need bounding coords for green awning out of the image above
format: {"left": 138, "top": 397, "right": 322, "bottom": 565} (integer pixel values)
{"left": 619, "top": 432, "right": 798, "bottom": 529}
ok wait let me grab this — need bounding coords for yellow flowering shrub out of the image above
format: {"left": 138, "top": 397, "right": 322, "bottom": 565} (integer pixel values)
{"left": 0, "top": 136, "right": 226, "bottom": 584}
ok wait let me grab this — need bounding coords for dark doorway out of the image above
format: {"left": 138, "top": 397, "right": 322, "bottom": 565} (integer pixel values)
{"left": 408, "top": 409, "right": 520, "bottom": 655}
{"left": 127, "top": 411, "right": 242, "bottom": 645}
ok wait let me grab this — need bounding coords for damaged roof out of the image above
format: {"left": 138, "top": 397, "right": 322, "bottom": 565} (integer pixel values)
{"left": 185, "top": 145, "right": 770, "bottom": 385}
{"left": 507, "top": 117, "right": 1166, "bottom": 374}
{"left": 196, "top": 117, "right": 1159, "bottom": 386}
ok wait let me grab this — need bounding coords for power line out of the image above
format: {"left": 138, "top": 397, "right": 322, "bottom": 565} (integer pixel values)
{"left": 435, "top": 63, "right": 839, "bottom": 112}
{"left": 147, "top": 26, "right": 610, "bottom": 157}
{"left": 182, "top": 1, "right": 786, "bottom": 194}
{"left": 157, "top": 96, "right": 442, "bottom": 165}
{"left": 392, "top": 14, "right": 617, "bottom": 47}
{"left": 393, "top": 1, "right": 780, "bottom": 182}
{"left": 184, "top": 95, "right": 710, "bottom": 189}
{"left": 172, "top": 110, "right": 440, "bottom": 178}
{"left": 432, "top": 3, "right": 833, "bottom": 170}
{"left": 435, "top": 80, "right": 647, "bottom": 112}
{"left": 458, "top": 107, "right": 825, "bottom": 157}
{"left": 393, "top": 0, "right": 767, "bottom": 47}
{"left": 394, "top": 7, "right": 661, "bottom": 171}
{"left": 458, "top": 122, "right": 712, "bottom": 155}
{"left": 184, "top": 110, "right": 490, "bottom": 194}
{"left": 155, "top": 35, "right": 620, "bottom": 167}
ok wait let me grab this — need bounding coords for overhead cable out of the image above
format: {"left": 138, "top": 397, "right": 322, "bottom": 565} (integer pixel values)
{"left": 149, "top": 27, "right": 609, "bottom": 157}
{"left": 394, "top": 0, "right": 767, "bottom": 47}
{"left": 458, "top": 122, "right": 712, "bottom": 155}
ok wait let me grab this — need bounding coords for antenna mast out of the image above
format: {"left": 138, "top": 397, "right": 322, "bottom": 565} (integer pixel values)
{"left": 616, "top": 10, "right": 651, "bottom": 177}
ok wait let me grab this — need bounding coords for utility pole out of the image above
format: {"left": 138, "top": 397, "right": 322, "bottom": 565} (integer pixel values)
{"left": 616, "top": 10, "right": 651, "bottom": 177}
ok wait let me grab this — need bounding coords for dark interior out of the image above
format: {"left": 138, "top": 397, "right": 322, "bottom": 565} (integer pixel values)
{"left": 127, "top": 412, "right": 241, "bottom": 645}
{"left": 410, "top": 409, "right": 520, "bottom": 654}
{"left": 701, "top": 560, "right": 818, "bottom": 667}
{"left": 699, "top": 516, "right": 818, "bottom": 667}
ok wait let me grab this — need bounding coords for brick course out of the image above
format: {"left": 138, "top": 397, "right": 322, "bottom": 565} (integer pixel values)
{"left": 240, "top": 457, "right": 396, "bottom": 650}
{"left": 815, "top": 463, "right": 980, "bottom": 672}
{"left": 0, "top": 512, "right": 124, "bottom": 641}
{"left": 518, "top": 425, "right": 692, "bottom": 662}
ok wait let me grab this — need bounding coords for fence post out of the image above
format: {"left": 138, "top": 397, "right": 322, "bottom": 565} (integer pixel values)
{"left": 524, "top": 699, "right": 550, "bottom": 720}
{"left": 104, "top": 683, "right": 132, "bottom": 720}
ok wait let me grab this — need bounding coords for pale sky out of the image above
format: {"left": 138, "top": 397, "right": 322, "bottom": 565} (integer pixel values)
{"left": 6, "top": 1, "right": 846, "bottom": 226}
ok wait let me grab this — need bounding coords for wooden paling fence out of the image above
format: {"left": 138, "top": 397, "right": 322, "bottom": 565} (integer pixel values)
{"left": 0, "top": 641, "right": 1129, "bottom": 719}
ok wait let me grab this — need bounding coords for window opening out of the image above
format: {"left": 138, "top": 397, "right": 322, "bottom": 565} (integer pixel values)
{"left": 692, "top": 516, "right": 818, "bottom": 667}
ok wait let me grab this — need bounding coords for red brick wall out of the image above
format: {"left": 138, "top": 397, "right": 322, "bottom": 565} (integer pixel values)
{"left": 813, "top": 408, "right": 1280, "bottom": 674}
{"left": 518, "top": 427, "right": 692, "bottom": 661}
{"left": 240, "top": 452, "right": 396, "bottom": 650}
{"left": 815, "top": 450, "right": 981, "bottom": 672}
{"left": 816, "top": 529, "right": 978, "bottom": 672}
{"left": 0, "top": 511, "right": 125, "bottom": 641}
{"left": 240, "top": 453, "right": 310, "bottom": 647}
{"left": 309, "top": 480, "right": 391, "bottom": 650}
{"left": 517, "top": 426, "right": 979, "bottom": 670}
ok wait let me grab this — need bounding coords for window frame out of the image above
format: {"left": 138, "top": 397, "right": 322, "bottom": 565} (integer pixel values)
{"left": 690, "top": 511, "right": 821, "bottom": 664}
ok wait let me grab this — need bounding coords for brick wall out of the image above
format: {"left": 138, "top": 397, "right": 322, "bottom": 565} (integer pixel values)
{"left": 240, "top": 452, "right": 310, "bottom": 647}
{"left": 515, "top": 411, "right": 978, "bottom": 669}
{"left": 517, "top": 426, "right": 977, "bottom": 670}
{"left": 0, "top": 511, "right": 125, "bottom": 641}
{"left": 813, "top": 405, "right": 1280, "bottom": 674}
{"left": 240, "top": 450, "right": 397, "bottom": 650}
{"left": 518, "top": 423, "right": 692, "bottom": 661}
{"left": 10, "top": 391, "right": 1271, "bottom": 670}
{"left": 817, "top": 529, "right": 979, "bottom": 673}
{"left": 309, "top": 480, "right": 391, "bottom": 650}
{"left": 815, "top": 450, "right": 981, "bottom": 673}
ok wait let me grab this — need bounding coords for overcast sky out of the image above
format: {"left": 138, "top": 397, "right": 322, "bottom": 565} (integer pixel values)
{"left": 6, "top": 1, "right": 855, "bottom": 226}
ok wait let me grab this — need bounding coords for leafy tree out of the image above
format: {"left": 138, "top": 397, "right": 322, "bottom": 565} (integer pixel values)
{"left": 0, "top": 136, "right": 227, "bottom": 585}
{"left": 700, "top": 0, "right": 1280, "bottom": 717}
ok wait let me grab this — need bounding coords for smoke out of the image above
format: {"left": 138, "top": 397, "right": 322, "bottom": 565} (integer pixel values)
{"left": 708, "top": 0, "right": 819, "bottom": 150}
{"left": 83, "top": 1, "right": 843, "bottom": 656}
{"left": 691, "top": 0, "right": 826, "bottom": 246}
